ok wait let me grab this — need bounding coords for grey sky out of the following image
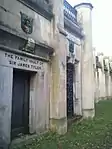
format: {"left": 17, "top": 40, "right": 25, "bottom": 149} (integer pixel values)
{"left": 67, "top": 0, "right": 111, "bottom": 56}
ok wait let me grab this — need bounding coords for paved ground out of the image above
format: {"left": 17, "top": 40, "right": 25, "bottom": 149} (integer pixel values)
{"left": 11, "top": 100, "right": 112, "bottom": 149}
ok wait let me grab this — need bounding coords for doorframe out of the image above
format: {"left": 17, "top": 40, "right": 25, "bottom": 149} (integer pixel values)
{"left": 66, "top": 62, "right": 74, "bottom": 118}
{"left": 11, "top": 68, "right": 35, "bottom": 139}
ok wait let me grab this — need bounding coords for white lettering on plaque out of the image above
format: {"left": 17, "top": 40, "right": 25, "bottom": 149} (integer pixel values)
{"left": 0, "top": 50, "right": 44, "bottom": 72}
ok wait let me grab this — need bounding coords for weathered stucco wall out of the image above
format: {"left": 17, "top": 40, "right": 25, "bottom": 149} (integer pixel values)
{"left": 0, "top": 1, "right": 54, "bottom": 145}
{"left": 0, "top": 65, "right": 13, "bottom": 146}
{"left": 50, "top": 32, "right": 67, "bottom": 134}
{"left": 0, "top": 0, "right": 101, "bottom": 146}
{"left": 48, "top": 0, "right": 68, "bottom": 134}
{"left": 0, "top": 0, "right": 53, "bottom": 45}
{"left": 0, "top": 0, "right": 68, "bottom": 141}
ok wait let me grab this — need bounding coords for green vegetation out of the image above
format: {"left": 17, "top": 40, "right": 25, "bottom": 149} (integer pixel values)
{"left": 12, "top": 100, "right": 112, "bottom": 149}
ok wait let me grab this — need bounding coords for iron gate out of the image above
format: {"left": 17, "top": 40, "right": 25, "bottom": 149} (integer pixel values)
{"left": 67, "top": 63, "right": 74, "bottom": 117}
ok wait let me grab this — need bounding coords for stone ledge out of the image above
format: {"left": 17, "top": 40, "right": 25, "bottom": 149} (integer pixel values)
{"left": 0, "top": 44, "right": 49, "bottom": 62}
{"left": 64, "top": 16, "right": 84, "bottom": 39}
{"left": 17, "top": 0, "right": 53, "bottom": 20}
{"left": 57, "top": 24, "right": 67, "bottom": 37}
{"left": 0, "top": 27, "right": 54, "bottom": 58}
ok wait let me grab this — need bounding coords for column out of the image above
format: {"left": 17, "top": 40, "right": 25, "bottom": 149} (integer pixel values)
{"left": 76, "top": 3, "right": 95, "bottom": 118}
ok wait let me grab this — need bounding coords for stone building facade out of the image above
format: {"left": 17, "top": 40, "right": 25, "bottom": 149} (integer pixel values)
{"left": 93, "top": 51, "right": 112, "bottom": 102}
{"left": 0, "top": 0, "right": 95, "bottom": 148}
{"left": 64, "top": 1, "right": 94, "bottom": 119}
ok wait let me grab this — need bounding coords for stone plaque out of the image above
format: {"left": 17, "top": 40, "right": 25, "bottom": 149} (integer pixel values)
{"left": 0, "top": 50, "right": 44, "bottom": 72}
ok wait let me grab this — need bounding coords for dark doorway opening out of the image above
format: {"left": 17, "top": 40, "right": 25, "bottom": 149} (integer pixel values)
{"left": 67, "top": 63, "right": 74, "bottom": 118}
{"left": 11, "top": 69, "right": 30, "bottom": 140}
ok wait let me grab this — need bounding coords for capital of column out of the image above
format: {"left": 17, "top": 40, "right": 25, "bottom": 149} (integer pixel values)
{"left": 74, "top": 2, "right": 93, "bottom": 10}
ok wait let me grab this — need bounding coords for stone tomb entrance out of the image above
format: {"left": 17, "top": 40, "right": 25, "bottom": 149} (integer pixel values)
{"left": 0, "top": 49, "right": 50, "bottom": 147}
{"left": 11, "top": 69, "right": 31, "bottom": 139}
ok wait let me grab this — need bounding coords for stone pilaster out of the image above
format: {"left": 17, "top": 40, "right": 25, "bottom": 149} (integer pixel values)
{"left": 0, "top": 66, "right": 13, "bottom": 148}
{"left": 105, "top": 59, "right": 109, "bottom": 98}
{"left": 49, "top": 0, "right": 67, "bottom": 134}
{"left": 29, "top": 63, "right": 50, "bottom": 134}
{"left": 74, "top": 45, "right": 82, "bottom": 116}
